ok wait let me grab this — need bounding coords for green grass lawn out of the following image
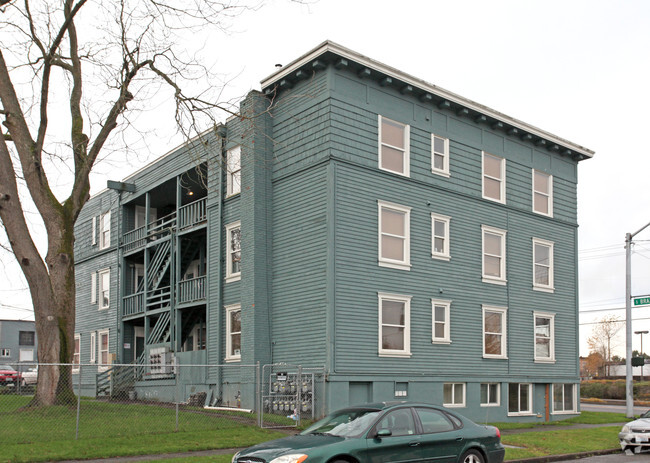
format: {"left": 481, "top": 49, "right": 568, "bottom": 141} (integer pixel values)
{"left": 0, "top": 395, "right": 285, "bottom": 463}
{"left": 489, "top": 411, "right": 628, "bottom": 430}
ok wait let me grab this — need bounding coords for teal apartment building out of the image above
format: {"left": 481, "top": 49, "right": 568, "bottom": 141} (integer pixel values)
{"left": 73, "top": 41, "right": 593, "bottom": 422}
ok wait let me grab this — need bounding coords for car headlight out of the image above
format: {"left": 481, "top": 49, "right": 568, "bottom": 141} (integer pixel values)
{"left": 622, "top": 426, "right": 630, "bottom": 433}
{"left": 231, "top": 452, "right": 240, "bottom": 463}
{"left": 269, "top": 454, "right": 308, "bottom": 463}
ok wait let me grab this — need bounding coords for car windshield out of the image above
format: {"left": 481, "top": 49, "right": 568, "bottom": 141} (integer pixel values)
{"left": 640, "top": 410, "right": 650, "bottom": 419}
{"left": 300, "top": 408, "right": 382, "bottom": 438}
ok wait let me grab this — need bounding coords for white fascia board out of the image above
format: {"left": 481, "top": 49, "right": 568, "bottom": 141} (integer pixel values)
{"left": 261, "top": 41, "right": 594, "bottom": 159}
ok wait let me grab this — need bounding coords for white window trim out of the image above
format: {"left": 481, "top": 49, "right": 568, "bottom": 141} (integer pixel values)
{"left": 226, "top": 145, "right": 242, "bottom": 197}
{"left": 73, "top": 334, "right": 81, "bottom": 372}
{"left": 431, "top": 213, "right": 451, "bottom": 261}
{"left": 443, "top": 382, "right": 466, "bottom": 407}
{"left": 0, "top": 348, "right": 10, "bottom": 358}
{"left": 378, "top": 292, "right": 412, "bottom": 358}
{"left": 98, "top": 268, "right": 110, "bottom": 310}
{"left": 552, "top": 383, "right": 578, "bottom": 414}
{"left": 431, "top": 298, "right": 451, "bottom": 344}
{"left": 534, "top": 311, "right": 556, "bottom": 363}
{"left": 378, "top": 200, "right": 411, "bottom": 270}
{"left": 91, "top": 271, "right": 97, "bottom": 304}
{"left": 533, "top": 238, "right": 554, "bottom": 292}
{"left": 482, "top": 305, "right": 508, "bottom": 359}
{"left": 378, "top": 115, "right": 410, "bottom": 177}
{"left": 480, "top": 382, "right": 501, "bottom": 407}
{"left": 90, "top": 331, "right": 97, "bottom": 364}
{"left": 99, "top": 211, "right": 111, "bottom": 250}
{"left": 482, "top": 151, "right": 506, "bottom": 204}
{"left": 508, "top": 383, "right": 534, "bottom": 416}
{"left": 225, "top": 304, "right": 241, "bottom": 362}
{"left": 91, "top": 216, "right": 97, "bottom": 245}
{"left": 532, "top": 169, "right": 553, "bottom": 217}
{"left": 225, "top": 221, "right": 241, "bottom": 282}
{"left": 431, "top": 134, "right": 450, "bottom": 177}
{"left": 481, "top": 225, "right": 507, "bottom": 285}
{"left": 98, "top": 329, "right": 110, "bottom": 371}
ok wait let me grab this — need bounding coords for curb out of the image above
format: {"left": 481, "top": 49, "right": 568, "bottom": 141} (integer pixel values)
{"left": 507, "top": 448, "right": 620, "bottom": 463}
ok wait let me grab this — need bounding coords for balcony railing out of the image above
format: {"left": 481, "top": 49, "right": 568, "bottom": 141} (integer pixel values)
{"left": 178, "top": 276, "right": 206, "bottom": 304}
{"left": 123, "top": 227, "right": 146, "bottom": 252}
{"left": 178, "top": 197, "right": 207, "bottom": 229}
{"left": 123, "top": 292, "right": 144, "bottom": 317}
{"left": 146, "top": 285, "right": 171, "bottom": 312}
{"left": 122, "top": 211, "right": 177, "bottom": 252}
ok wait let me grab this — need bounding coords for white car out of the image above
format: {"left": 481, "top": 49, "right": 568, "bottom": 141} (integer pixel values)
{"left": 619, "top": 410, "right": 650, "bottom": 453}
{"left": 21, "top": 367, "right": 38, "bottom": 385}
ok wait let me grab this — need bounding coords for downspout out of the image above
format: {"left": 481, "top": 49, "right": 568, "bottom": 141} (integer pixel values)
{"left": 215, "top": 125, "right": 227, "bottom": 403}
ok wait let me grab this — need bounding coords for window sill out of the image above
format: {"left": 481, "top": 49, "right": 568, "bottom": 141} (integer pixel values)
{"left": 533, "top": 210, "right": 553, "bottom": 218}
{"left": 483, "top": 354, "right": 508, "bottom": 360}
{"left": 480, "top": 403, "right": 500, "bottom": 408}
{"left": 443, "top": 403, "right": 465, "bottom": 408}
{"left": 431, "top": 254, "right": 451, "bottom": 262}
{"left": 508, "top": 412, "right": 535, "bottom": 417}
{"left": 378, "top": 261, "right": 411, "bottom": 271}
{"left": 99, "top": 306, "right": 110, "bottom": 311}
{"left": 225, "top": 357, "right": 241, "bottom": 363}
{"left": 225, "top": 192, "right": 240, "bottom": 199}
{"left": 482, "top": 195, "right": 506, "bottom": 205}
{"left": 482, "top": 277, "right": 507, "bottom": 286}
{"left": 378, "top": 352, "right": 412, "bottom": 358}
{"left": 552, "top": 410, "right": 577, "bottom": 415}
{"left": 432, "top": 340, "right": 451, "bottom": 345}
{"left": 225, "top": 275, "right": 241, "bottom": 283}
{"left": 533, "top": 285, "right": 555, "bottom": 293}
{"left": 379, "top": 166, "right": 410, "bottom": 178}
{"left": 431, "top": 169, "right": 450, "bottom": 178}
{"left": 534, "top": 358, "right": 556, "bottom": 364}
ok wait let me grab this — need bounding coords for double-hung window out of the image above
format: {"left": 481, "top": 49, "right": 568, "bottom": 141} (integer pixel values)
{"left": 533, "top": 238, "right": 554, "bottom": 291}
{"left": 431, "top": 299, "right": 451, "bottom": 344}
{"left": 482, "top": 152, "right": 505, "bottom": 203}
{"left": 227, "top": 146, "right": 242, "bottom": 197}
{"left": 225, "top": 221, "right": 241, "bottom": 282}
{"left": 378, "top": 292, "right": 411, "bottom": 358}
{"left": 431, "top": 134, "right": 450, "bottom": 176}
{"left": 98, "top": 269, "right": 110, "bottom": 310}
{"left": 482, "top": 226, "right": 507, "bottom": 284}
{"left": 379, "top": 116, "right": 410, "bottom": 177}
{"left": 443, "top": 383, "right": 465, "bottom": 407}
{"left": 19, "top": 331, "right": 35, "bottom": 346}
{"left": 483, "top": 306, "right": 507, "bottom": 359}
{"left": 98, "top": 330, "right": 109, "bottom": 370}
{"left": 431, "top": 213, "right": 451, "bottom": 260}
{"left": 508, "top": 383, "right": 533, "bottom": 415}
{"left": 225, "top": 305, "right": 241, "bottom": 361}
{"left": 378, "top": 201, "right": 411, "bottom": 270}
{"left": 533, "top": 170, "right": 553, "bottom": 216}
{"left": 553, "top": 384, "right": 577, "bottom": 413}
{"left": 1, "top": 348, "right": 10, "bottom": 358}
{"left": 99, "top": 211, "right": 111, "bottom": 249}
{"left": 73, "top": 334, "right": 81, "bottom": 371}
{"left": 534, "top": 312, "right": 555, "bottom": 362}
{"left": 481, "top": 383, "right": 500, "bottom": 407}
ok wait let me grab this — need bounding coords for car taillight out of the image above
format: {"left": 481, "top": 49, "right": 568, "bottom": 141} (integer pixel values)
{"left": 495, "top": 427, "right": 501, "bottom": 439}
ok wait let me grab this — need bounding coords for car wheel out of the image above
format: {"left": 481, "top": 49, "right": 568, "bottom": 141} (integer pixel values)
{"left": 460, "top": 449, "right": 485, "bottom": 463}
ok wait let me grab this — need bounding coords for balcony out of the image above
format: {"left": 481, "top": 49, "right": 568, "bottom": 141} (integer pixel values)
{"left": 123, "top": 292, "right": 144, "bottom": 317}
{"left": 178, "top": 197, "right": 207, "bottom": 230}
{"left": 178, "top": 276, "right": 206, "bottom": 305}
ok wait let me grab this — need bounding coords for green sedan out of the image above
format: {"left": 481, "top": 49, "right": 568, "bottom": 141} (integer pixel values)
{"left": 233, "top": 401, "right": 505, "bottom": 463}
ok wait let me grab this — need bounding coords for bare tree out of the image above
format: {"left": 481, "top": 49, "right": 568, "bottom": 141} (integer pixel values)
{"left": 0, "top": 0, "right": 262, "bottom": 406}
{"left": 587, "top": 315, "right": 623, "bottom": 377}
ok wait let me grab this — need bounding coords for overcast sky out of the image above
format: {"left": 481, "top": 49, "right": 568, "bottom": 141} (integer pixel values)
{"left": 2, "top": 0, "right": 649, "bottom": 357}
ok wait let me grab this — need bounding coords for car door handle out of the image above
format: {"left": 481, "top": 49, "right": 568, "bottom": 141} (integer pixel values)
{"left": 455, "top": 437, "right": 463, "bottom": 442}
{"left": 409, "top": 441, "right": 420, "bottom": 447}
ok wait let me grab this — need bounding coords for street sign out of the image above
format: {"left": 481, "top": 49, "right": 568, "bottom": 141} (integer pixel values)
{"left": 634, "top": 296, "right": 650, "bottom": 307}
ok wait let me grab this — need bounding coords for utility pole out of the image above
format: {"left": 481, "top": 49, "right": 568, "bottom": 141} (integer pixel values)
{"left": 626, "top": 221, "right": 650, "bottom": 418}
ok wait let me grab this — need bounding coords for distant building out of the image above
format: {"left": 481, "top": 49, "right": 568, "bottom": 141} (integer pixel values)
{"left": 73, "top": 41, "right": 593, "bottom": 422}
{"left": 0, "top": 319, "right": 37, "bottom": 365}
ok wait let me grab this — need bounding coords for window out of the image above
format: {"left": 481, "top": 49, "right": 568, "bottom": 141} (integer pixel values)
{"left": 0, "top": 348, "right": 10, "bottom": 358}
{"left": 482, "top": 226, "right": 507, "bottom": 284}
{"left": 99, "top": 211, "right": 111, "bottom": 249}
{"left": 481, "top": 383, "right": 500, "bottom": 407}
{"left": 553, "top": 384, "right": 577, "bottom": 413}
{"left": 431, "top": 134, "right": 450, "bottom": 176}
{"left": 19, "top": 331, "right": 35, "bottom": 346}
{"left": 395, "top": 382, "right": 408, "bottom": 398}
{"left": 533, "top": 238, "right": 554, "bottom": 291}
{"left": 225, "top": 305, "right": 241, "bottom": 361}
{"left": 533, "top": 170, "right": 553, "bottom": 216}
{"left": 98, "top": 330, "right": 109, "bottom": 370}
{"left": 508, "top": 383, "right": 533, "bottom": 415}
{"left": 90, "top": 331, "right": 96, "bottom": 363}
{"left": 482, "top": 152, "right": 505, "bottom": 203}
{"left": 91, "top": 272, "right": 97, "bottom": 304}
{"left": 73, "top": 334, "right": 80, "bottom": 371}
{"left": 378, "top": 201, "right": 411, "bottom": 270}
{"left": 227, "top": 145, "right": 241, "bottom": 197}
{"left": 431, "top": 213, "right": 451, "bottom": 260}
{"left": 379, "top": 115, "right": 410, "bottom": 176}
{"left": 431, "top": 299, "right": 451, "bottom": 344}
{"left": 534, "top": 312, "right": 555, "bottom": 362}
{"left": 378, "top": 292, "right": 411, "bottom": 357}
{"left": 19, "top": 349, "right": 33, "bottom": 361}
{"left": 415, "top": 407, "right": 455, "bottom": 434}
{"left": 483, "top": 306, "right": 507, "bottom": 359}
{"left": 225, "top": 221, "right": 241, "bottom": 282}
{"left": 443, "top": 383, "right": 465, "bottom": 407}
{"left": 376, "top": 409, "right": 417, "bottom": 437}
{"left": 98, "top": 269, "right": 110, "bottom": 309}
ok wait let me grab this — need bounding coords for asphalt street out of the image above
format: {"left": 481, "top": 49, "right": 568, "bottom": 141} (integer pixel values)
{"left": 552, "top": 452, "right": 650, "bottom": 462}
{"left": 581, "top": 402, "right": 649, "bottom": 415}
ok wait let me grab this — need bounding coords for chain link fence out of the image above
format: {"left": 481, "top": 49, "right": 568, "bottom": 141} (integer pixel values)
{"left": 0, "top": 361, "right": 326, "bottom": 449}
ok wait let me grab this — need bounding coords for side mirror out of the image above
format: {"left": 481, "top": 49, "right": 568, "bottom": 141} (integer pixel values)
{"left": 375, "top": 429, "right": 392, "bottom": 438}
